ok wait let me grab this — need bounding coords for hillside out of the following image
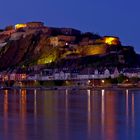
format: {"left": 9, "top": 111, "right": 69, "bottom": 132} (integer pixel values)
{"left": 0, "top": 21, "right": 139, "bottom": 72}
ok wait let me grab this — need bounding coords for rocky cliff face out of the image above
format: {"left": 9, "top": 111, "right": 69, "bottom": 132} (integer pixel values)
{"left": 0, "top": 22, "right": 139, "bottom": 71}
{"left": 0, "top": 31, "right": 50, "bottom": 70}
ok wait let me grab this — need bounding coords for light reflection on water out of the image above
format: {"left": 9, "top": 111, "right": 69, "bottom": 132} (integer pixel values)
{"left": 0, "top": 88, "right": 140, "bottom": 140}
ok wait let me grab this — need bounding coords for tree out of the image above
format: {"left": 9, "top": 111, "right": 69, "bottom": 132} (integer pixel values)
{"left": 117, "top": 74, "right": 128, "bottom": 83}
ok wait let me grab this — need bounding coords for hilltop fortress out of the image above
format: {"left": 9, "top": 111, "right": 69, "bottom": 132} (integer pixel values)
{"left": 0, "top": 21, "right": 137, "bottom": 70}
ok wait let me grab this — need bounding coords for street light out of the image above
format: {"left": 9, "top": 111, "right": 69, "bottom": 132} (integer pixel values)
{"left": 101, "top": 80, "right": 105, "bottom": 83}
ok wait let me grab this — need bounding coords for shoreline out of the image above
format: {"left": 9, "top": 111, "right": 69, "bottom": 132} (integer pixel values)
{"left": 1, "top": 84, "right": 140, "bottom": 91}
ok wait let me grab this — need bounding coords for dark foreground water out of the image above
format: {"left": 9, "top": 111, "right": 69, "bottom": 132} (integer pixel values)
{"left": 0, "top": 88, "right": 140, "bottom": 140}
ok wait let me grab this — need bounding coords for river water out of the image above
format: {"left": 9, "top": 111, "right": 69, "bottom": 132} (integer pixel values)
{"left": 0, "top": 88, "right": 140, "bottom": 140}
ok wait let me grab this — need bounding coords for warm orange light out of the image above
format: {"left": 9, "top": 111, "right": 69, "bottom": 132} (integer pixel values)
{"left": 15, "top": 24, "right": 27, "bottom": 29}
{"left": 104, "top": 37, "right": 119, "bottom": 45}
{"left": 21, "top": 74, "right": 27, "bottom": 80}
{"left": 4, "top": 75, "right": 8, "bottom": 80}
{"left": 102, "top": 80, "right": 105, "bottom": 83}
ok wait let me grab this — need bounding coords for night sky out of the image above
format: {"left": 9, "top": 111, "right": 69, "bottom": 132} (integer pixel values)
{"left": 0, "top": 0, "right": 140, "bottom": 52}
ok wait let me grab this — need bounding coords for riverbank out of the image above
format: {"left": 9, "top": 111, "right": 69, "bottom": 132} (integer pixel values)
{"left": 1, "top": 83, "right": 140, "bottom": 91}
{"left": 1, "top": 78, "right": 140, "bottom": 90}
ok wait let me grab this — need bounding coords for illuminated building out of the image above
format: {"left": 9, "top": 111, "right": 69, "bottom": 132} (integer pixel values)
{"left": 15, "top": 22, "right": 44, "bottom": 30}
{"left": 49, "top": 35, "right": 76, "bottom": 47}
{"left": 15, "top": 24, "right": 27, "bottom": 29}
{"left": 103, "top": 36, "right": 120, "bottom": 46}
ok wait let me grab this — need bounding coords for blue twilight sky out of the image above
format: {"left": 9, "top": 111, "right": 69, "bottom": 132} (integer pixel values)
{"left": 0, "top": 0, "right": 140, "bottom": 52}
